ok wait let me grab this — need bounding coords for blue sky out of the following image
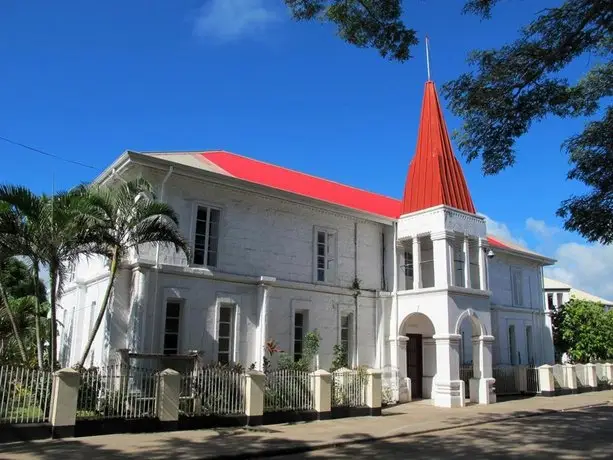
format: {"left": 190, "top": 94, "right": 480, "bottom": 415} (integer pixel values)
{"left": 0, "top": 0, "right": 611, "bottom": 299}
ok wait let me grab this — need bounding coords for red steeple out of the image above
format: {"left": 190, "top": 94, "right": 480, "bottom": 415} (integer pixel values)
{"left": 400, "top": 81, "right": 476, "bottom": 215}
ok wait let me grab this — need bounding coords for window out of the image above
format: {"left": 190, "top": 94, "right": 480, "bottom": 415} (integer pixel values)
{"left": 294, "top": 312, "right": 305, "bottom": 361}
{"left": 526, "top": 326, "right": 533, "bottom": 365}
{"left": 403, "top": 250, "right": 413, "bottom": 289}
{"left": 217, "top": 305, "right": 234, "bottom": 364}
{"left": 556, "top": 293, "right": 564, "bottom": 308}
{"left": 193, "top": 206, "right": 220, "bottom": 267}
{"left": 314, "top": 228, "right": 337, "bottom": 283}
{"left": 163, "top": 301, "right": 181, "bottom": 355}
{"left": 340, "top": 313, "right": 353, "bottom": 365}
{"left": 381, "top": 232, "right": 387, "bottom": 291}
{"left": 454, "top": 240, "right": 465, "bottom": 287}
{"left": 511, "top": 268, "right": 523, "bottom": 306}
{"left": 508, "top": 325, "right": 517, "bottom": 365}
{"left": 547, "top": 293, "right": 554, "bottom": 310}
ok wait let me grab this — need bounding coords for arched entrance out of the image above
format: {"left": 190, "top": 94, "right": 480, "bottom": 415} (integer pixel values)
{"left": 400, "top": 313, "right": 436, "bottom": 399}
{"left": 455, "top": 309, "right": 495, "bottom": 404}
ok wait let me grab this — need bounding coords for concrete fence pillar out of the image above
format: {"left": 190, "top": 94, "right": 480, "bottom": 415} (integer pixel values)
{"left": 366, "top": 369, "right": 382, "bottom": 416}
{"left": 538, "top": 365, "right": 555, "bottom": 396}
{"left": 564, "top": 365, "right": 577, "bottom": 393}
{"left": 310, "top": 369, "right": 332, "bottom": 420}
{"left": 585, "top": 364, "right": 598, "bottom": 390}
{"left": 50, "top": 368, "right": 80, "bottom": 438}
{"left": 604, "top": 363, "right": 613, "bottom": 387}
{"left": 156, "top": 369, "right": 180, "bottom": 430}
{"left": 244, "top": 370, "right": 265, "bottom": 426}
{"left": 517, "top": 366, "right": 528, "bottom": 393}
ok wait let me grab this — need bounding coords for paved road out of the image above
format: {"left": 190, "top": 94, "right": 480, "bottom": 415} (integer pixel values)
{"left": 277, "top": 405, "right": 613, "bottom": 459}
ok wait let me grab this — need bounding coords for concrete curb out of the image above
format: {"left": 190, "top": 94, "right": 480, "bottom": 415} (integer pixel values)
{"left": 214, "top": 401, "right": 612, "bottom": 459}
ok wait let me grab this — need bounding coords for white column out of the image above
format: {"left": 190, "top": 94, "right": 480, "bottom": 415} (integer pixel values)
{"left": 478, "top": 238, "right": 488, "bottom": 291}
{"left": 397, "top": 336, "right": 410, "bottom": 402}
{"left": 257, "top": 276, "right": 275, "bottom": 371}
{"left": 432, "top": 231, "right": 452, "bottom": 289}
{"left": 477, "top": 335, "right": 496, "bottom": 404}
{"left": 412, "top": 236, "right": 422, "bottom": 289}
{"left": 432, "top": 334, "right": 464, "bottom": 408}
{"left": 463, "top": 236, "right": 471, "bottom": 289}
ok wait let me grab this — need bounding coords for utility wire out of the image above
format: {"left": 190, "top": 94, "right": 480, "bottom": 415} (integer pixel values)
{"left": 0, "top": 135, "right": 102, "bottom": 171}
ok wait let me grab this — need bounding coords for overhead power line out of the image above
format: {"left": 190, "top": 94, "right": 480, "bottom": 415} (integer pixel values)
{"left": 0, "top": 135, "right": 101, "bottom": 171}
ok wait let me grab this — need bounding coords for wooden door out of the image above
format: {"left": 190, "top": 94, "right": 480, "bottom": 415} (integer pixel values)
{"left": 406, "top": 334, "right": 423, "bottom": 398}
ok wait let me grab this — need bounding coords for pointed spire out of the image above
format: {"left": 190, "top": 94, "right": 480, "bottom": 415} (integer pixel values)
{"left": 400, "top": 81, "right": 476, "bottom": 215}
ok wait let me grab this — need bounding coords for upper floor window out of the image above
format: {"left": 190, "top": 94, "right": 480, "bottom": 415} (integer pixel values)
{"left": 547, "top": 293, "right": 554, "bottom": 310}
{"left": 556, "top": 293, "right": 564, "bottom": 308}
{"left": 508, "top": 325, "right": 517, "bottom": 365}
{"left": 314, "top": 228, "right": 337, "bottom": 283}
{"left": 164, "top": 301, "right": 181, "bottom": 355}
{"left": 217, "top": 305, "right": 234, "bottom": 364}
{"left": 511, "top": 267, "right": 523, "bottom": 306}
{"left": 453, "top": 241, "right": 465, "bottom": 288}
{"left": 193, "top": 206, "right": 220, "bottom": 267}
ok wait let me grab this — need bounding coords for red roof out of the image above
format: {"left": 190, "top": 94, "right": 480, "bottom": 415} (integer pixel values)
{"left": 200, "top": 151, "right": 401, "bottom": 218}
{"left": 401, "top": 81, "right": 476, "bottom": 215}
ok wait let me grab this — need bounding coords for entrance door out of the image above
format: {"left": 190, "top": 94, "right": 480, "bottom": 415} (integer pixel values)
{"left": 406, "top": 334, "right": 423, "bottom": 398}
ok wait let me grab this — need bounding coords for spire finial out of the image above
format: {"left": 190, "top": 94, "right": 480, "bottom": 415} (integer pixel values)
{"left": 425, "top": 36, "right": 431, "bottom": 81}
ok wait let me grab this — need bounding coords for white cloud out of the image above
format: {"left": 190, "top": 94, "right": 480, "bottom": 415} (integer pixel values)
{"left": 545, "top": 243, "right": 613, "bottom": 300}
{"left": 193, "top": 0, "right": 281, "bottom": 41}
{"left": 480, "top": 214, "right": 528, "bottom": 247}
{"left": 525, "top": 217, "right": 559, "bottom": 239}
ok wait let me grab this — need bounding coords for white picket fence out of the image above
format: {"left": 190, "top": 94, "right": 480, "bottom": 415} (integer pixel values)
{"left": 0, "top": 366, "right": 52, "bottom": 424}
{"left": 264, "top": 369, "right": 313, "bottom": 412}
{"left": 180, "top": 367, "right": 246, "bottom": 416}
{"left": 331, "top": 368, "right": 367, "bottom": 408}
{"left": 76, "top": 365, "right": 158, "bottom": 419}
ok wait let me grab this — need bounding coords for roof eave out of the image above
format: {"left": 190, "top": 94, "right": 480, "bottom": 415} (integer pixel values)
{"left": 491, "top": 245, "right": 556, "bottom": 266}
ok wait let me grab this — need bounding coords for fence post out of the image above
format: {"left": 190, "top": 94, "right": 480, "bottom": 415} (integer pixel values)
{"left": 244, "top": 370, "right": 265, "bottom": 426}
{"left": 517, "top": 366, "right": 528, "bottom": 393}
{"left": 310, "top": 369, "right": 332, "bottom": 420}
{"left": 585, "top": 364, "right": 598, "bottom": 391}
{"left": 50, "top": 368, "right": 80, "bottom": 438}
{"left": 156, "top": 369, "right": 180, "bottom": 430}
{"left": 564, "top": 365, "right": 577, "bottom": 394}
{"left": 366, "top": 369, "right": 382, "bottom": 416}
{"left": 538, "top": 365, "right": 555, "bottom": 397}
{"left": 604, "top": 363, "right": 613, "bottom": 388}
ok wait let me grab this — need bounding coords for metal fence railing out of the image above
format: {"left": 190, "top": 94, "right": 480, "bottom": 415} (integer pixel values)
{"left": 526, "top": 367, "right": 540, "bottom": 394}
{"left": 264, "top": 369, "right": 313, "bottom": 412}
{"left": 492, "top": 366, "right": 520, "bottom": 395}
{"left": 76, "top": 366, "right": 157, "bottom": 420}
{"left": 0, "top": 366, "right": 52, "bottom": 424}
{"left": 180, "top": 367, "right": 245, "bottom": 416}
{"left": 331, "top": 369, "right": 367, "bottom": 408}
{"left": 460, "top": 365, "right": 473, "bottom": 398}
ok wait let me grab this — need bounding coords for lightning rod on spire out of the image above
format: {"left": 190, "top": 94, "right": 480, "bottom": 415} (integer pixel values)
{"left": 425, "top": 36, "right": 431, "bottom": 81}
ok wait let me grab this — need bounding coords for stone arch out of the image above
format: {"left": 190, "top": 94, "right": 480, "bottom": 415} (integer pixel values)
{"left": 398, "top": 312, "right": 437, "bottom": 400}
{"left": 454, "top": 308, "right": 487, "bottom": 337}
{"left": 399, "top": 312, "right": 436, "bottom": 337}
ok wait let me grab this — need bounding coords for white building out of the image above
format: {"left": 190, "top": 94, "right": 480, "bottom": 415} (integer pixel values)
{"left": 543, "top": 277, "right": 613, "bottom": 311}
{"left": 58, "top": 79, "right": 556, "bottom": 408}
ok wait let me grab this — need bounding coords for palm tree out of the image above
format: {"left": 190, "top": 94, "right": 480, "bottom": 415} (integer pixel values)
{"left": 0, "top": 186, "right": 48, "bottom": 368}
{"left": 0, "top": 204, "right": 28, "bottom": 364}
{"left": 77, "top": 178, "right": 188, "bottom": 368}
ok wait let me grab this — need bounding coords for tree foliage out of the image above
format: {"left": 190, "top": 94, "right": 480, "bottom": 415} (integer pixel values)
{"left": 287, "top": 0, "right": 613, "bottom": 243}
{"left": 552, "top": 297, "right": 613, "bottom": 363}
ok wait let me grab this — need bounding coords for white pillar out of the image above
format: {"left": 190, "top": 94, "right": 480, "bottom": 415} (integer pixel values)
{"left": 245, "top": 370, "right": 265, "bottom": 426}
{"left": 366, "top": 369, "right": 383, "bottom": 416}
{"left": 432, "top": 334, "right": 464, "bottom": 408}
{"left": 564, "top": 365, "right": 577, "bottom": 393}
{"left": 412, "top": 236, "right": 422, "bottom": 289}
{"left": 397, "top": 336, "right": 410, "bottom": 402}
{"left": 432, "top": 231, "right": 452, "bottom": 289}
{"left": 585, "top": 363, "right": 598, "bottom": 390}
{"left": 463, "top": 236, "right": 471, "bottom": 289}
{"left": 257, "top": 277, "right": 275, "bottom": 371}
{"left": 538, "top": 365, "right": 555, "bottom": 396}
{"left": 50, "top": 368, "right": 80, "bottom": 438}
{"left": 478, "top": 238, "right": 488, "bottom": 291}
{"left": 156, "top": 369, "right": 180, "bottom": 429}
{"left": 310, "top": 369, "right": 332, "bottom": 420}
